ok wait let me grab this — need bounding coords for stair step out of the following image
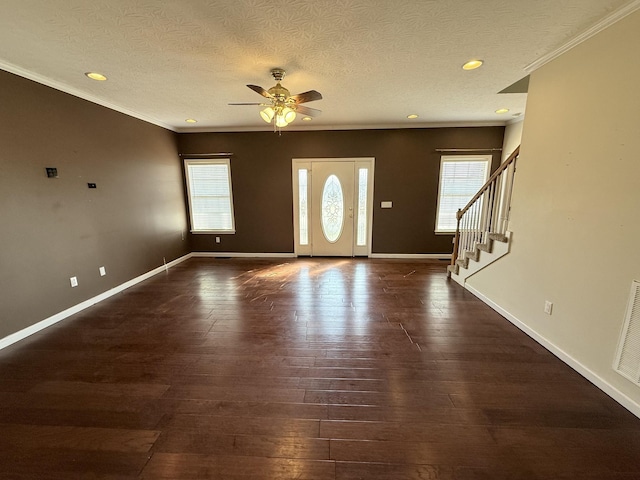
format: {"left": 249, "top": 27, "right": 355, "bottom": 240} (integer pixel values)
{"left": 453, "top": 231, "right": 511, "bottom": 274}
{"left": 488, "top": 233, "right": 508, "bottom": 243}
{"left": 477, "top": 242, "right": 491, "bottom": 253}
{"left": 464, "top": 250, "right": 480, "bottom": 262}
{"left": 456, "top": 257, "right": 469, "bottom": 269}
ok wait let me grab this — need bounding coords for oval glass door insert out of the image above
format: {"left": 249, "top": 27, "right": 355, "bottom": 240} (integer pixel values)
{"left": 321, "top": 174, "right": 344, "bottom": 243}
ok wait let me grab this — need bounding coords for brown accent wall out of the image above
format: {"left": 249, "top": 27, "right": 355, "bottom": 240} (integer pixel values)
{"left": 179, "top": 127, "right": 504, "bottom": 254}
{"left": 0, "top": 70, "right": 189, "bottom": 339}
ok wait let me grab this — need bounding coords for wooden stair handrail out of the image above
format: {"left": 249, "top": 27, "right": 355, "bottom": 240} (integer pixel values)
{"left": 450, "top": 145, "right": 520, "bottom": 276}
{"left": 457, "top": 146, "right": 520, "bottom": 220}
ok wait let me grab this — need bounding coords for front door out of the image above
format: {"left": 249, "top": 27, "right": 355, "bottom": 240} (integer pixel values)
{"left": 292, "top": 158, "right": 374, "bottom": 257}
{"left": 311, "top": 161, "right": 355, "bottom": 256}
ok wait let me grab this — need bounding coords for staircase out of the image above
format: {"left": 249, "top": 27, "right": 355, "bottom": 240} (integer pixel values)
{"left": 448, "top": 146, "right": 519, "bottom": 286}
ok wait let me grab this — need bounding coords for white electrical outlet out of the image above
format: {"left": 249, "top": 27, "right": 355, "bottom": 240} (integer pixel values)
{"left": 544, "top": 300, "right": 553, "bottom": 315}
{"left": 99, "top": 266, "right": 106, "bottom": 276}
{"left": 70, "top": 276, "right": 78, "bottom": 287}
{"left": 215, "top": 236, "right": 221, "bottom": 244}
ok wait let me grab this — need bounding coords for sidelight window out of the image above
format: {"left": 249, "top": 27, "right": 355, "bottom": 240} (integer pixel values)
{"left": 298, "top": 169, "right": 309, "bottom": 245}
{"left": 356, "top": 168, "right": 368, "bottom": 246}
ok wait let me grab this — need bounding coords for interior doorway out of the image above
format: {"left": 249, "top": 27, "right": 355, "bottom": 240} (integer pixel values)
{"left": 292, "top": 158, "right": 374, "bottom": 257}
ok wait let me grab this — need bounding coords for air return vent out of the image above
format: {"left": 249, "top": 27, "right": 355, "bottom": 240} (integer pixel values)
{"left": 614, "top": 280, "right": 640, "bottom": 385}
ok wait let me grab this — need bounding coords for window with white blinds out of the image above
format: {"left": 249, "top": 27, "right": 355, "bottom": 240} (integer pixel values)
{"left": 184, "top": 159, "right": 235, "bottom": 233}
{"left": 435, "top": 155, "right": 491, "bottom": 233}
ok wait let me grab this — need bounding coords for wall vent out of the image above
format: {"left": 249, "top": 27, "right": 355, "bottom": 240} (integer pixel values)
{"left": 614, "top": 280, "right": 640, "bottom": 385}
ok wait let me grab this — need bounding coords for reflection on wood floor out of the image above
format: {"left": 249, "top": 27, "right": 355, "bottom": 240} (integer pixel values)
{"left": 1, "top": 257, "right": 639, "bottom": 479}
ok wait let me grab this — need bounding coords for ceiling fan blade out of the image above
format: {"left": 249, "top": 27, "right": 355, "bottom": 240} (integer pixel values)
{"left": 247, "top": 84, "right": 273, "bottom": 98}
{"left": 295, "top": 105, "right": 322, "bottom": 117}
{"left": 289, "top": 90, "right": 322, "bottom": 104}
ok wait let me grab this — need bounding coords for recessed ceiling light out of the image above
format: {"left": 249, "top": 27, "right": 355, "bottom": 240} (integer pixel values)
{"left": 462, "top": 60, "right": 483, "bottom": 71}
{"left": 85, "top": 72, "right": 107, "bottom": 81}
{"left": 185, "top": 118, "right": 197, "bottom": 123}
{"left": 407, "top": 114, "right": 419, "bottom": 119}
{"left": 302, "top": 116, "right": 312, "bottom": 121}
{"left": 495, "top": 108, "right": 510, "bottom": 114}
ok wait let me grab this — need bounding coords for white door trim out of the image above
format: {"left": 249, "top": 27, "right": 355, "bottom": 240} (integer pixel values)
{"left": 292, "top": 157, "right": 375, "bottom": 257}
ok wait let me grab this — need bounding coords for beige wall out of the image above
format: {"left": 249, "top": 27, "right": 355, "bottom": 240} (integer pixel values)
{"left": 501, "top": 119, "right": 523, "bottom": 162}
{"left": 467, "top": 11, "right": 640, "bottom": 409}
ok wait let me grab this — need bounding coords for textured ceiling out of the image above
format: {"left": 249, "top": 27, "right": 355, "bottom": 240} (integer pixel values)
{"left": 0, "top": 0, "right": 637, "bottom": 132}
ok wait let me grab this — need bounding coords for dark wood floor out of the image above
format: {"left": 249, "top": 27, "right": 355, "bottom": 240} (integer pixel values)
{"left": 1, "top": 258, "right": 640, "bottom": 479}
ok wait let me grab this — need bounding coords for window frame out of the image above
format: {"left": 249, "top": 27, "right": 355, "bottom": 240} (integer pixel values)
{"left": 184, "top": 158, "right": 236, "bottom": 234}
{"left": 435, "top": 155, "right": 491, "bottom": 234}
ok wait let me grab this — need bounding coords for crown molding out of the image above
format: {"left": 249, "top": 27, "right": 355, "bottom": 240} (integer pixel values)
{"left": 506, "top": 115, "right": 525, "bottom": 126}
{"left": 0, "top": 60, "right": 176, "bottom": 132}
{"left": 525, "top": 0, "right": 640, "bottom": 73}
{"left": 173, "top": 121, "right": 507, "bottom": 134}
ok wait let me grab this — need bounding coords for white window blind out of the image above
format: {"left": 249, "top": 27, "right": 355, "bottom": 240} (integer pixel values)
{"left": 435, "top": 155, "right": 490, "bottom": 233}
{"left": 184, "top": 159, "right": 235, "bottom": 233}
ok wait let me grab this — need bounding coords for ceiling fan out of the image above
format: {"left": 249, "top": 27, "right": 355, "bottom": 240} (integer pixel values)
{"left": 229, "top": 68, "right": 322, "bottom": 128}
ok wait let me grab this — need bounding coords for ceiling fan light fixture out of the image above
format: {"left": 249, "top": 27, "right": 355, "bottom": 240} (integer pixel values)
{"left": 260, "top": 107, "right": 275, "bottom": 123}
{"left": 407, "top": 114, "right": 419, "bottom": 119}
{"left": 231, "top": 68, "right": 322, "bottom": 132}
{"left": 283, "top": 107, "right": 296, "bottom": 123}
{"left": 275, "top": 114, "right": 288, "bottom": 128}
{"left": 495, "top": 108, "right": 510, "bottom": 114}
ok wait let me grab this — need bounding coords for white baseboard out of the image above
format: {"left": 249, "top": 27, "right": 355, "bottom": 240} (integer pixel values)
{"left": 192, "top": 252, "right": 451, "bottom": 260}
{"left": 191, "top": 252, "right": 295, "bottom": 258}
{"left": 465, "top": 283, "right": 640, "bottom": 419}
{"left": 0, "top": 253, "right": 193, "bottom": 351}
{"left": 369, "top": 253, "right": 451, "bottom": 259}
